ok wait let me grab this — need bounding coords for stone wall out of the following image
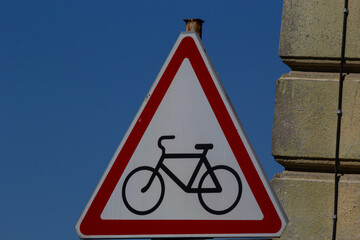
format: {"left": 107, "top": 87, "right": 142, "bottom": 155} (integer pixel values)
{"left": 271, "top": 0, "right": 360, "bottom": 239}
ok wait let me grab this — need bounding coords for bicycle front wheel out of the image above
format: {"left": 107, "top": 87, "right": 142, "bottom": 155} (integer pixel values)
{"left": 198, "top": 165, "right": 242, "bottom": 215}
{"left": 122, "top": 166, "right": 165, "bottom": 215}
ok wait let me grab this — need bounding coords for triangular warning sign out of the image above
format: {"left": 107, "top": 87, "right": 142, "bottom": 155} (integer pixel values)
{"left": 75, "top": 32, "right": 288, "bottom": 239}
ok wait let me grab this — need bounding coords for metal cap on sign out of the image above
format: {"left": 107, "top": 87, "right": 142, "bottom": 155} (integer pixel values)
{"left": 184, "top": 18, "right": 204, "bottom": 39}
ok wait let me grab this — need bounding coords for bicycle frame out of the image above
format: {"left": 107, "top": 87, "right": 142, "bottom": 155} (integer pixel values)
{"left": 141, "top": 135, "right": 222, "bottom": 194}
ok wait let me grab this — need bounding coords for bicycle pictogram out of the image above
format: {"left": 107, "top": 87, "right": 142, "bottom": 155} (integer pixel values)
{"left": 122, "top": 135, "right": 242, "bottom": 215}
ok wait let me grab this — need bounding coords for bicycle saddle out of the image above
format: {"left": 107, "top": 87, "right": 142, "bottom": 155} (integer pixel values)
{"left": 195, "top": 143, "right": 213, "bottom": 150}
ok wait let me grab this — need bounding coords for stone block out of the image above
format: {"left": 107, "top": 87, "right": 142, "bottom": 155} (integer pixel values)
{"left": 270, "top": 171, "right": 360, "bottom": 240}
{"left": 272, "top": 71, "right": 360, "bottom": 172}
{"left": 279, "top": 0, "right": 360, "bottom": 72}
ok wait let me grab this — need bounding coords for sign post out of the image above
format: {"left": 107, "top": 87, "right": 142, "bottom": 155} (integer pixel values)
{"left": 76, "top": 27, "right": 287, "bottom": 239}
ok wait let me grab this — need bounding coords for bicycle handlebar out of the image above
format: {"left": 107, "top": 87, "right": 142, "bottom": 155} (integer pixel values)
{"left": 158, "top": 135, "right": 175, "bottom": 152}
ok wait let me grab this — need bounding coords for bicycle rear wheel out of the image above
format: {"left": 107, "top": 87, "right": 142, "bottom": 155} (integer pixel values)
{"left": 198, "top": 165, "right": 242, "bottom": 215}
{"left": 122, "top": 166, "right": 165, "bottom": 215}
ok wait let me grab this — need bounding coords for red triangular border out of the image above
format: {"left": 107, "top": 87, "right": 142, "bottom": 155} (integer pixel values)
{"left": 78, "top": 34, "right": 282, "bottom": 237}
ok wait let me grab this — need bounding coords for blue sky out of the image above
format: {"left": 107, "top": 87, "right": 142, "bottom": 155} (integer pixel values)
{"left": 1, "top": 1, "right": 289, "bottom": 239}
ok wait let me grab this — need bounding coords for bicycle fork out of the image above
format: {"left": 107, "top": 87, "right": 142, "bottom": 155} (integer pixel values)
{"left": 141, "top": 156, "right": 165, "bottom": 193}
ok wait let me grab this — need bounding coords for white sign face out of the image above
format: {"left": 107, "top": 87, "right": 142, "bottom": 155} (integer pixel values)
{"left": 101, "top": 58, "right": 263, "bottom": 220}
{"left": 76, "top": 32, "right": 288, "bottom": 239}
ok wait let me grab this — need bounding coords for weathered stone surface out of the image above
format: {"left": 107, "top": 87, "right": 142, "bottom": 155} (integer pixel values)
{"left": 279, "top": 0, "right": 360, "bottom": 71}
{"left": 271, "top": 171, "right": 360, "bottom": 240}
{"left": 272, "top": 71, "right": 360, "bottom": 173}
{"left": 273, "top": 1, "right": 360, "bottom": 239}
